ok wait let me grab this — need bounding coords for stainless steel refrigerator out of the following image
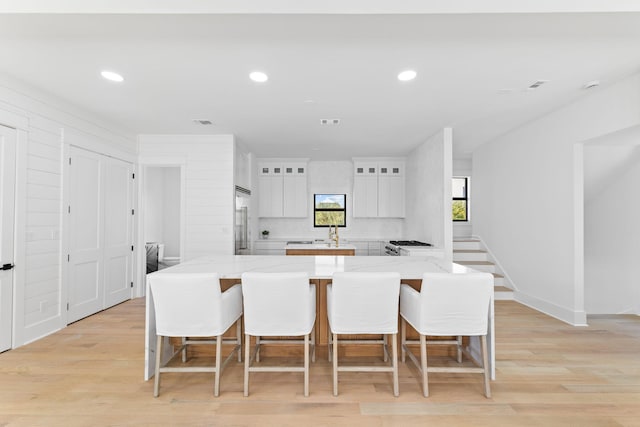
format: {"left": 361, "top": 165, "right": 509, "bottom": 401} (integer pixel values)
{"left": 235, "top": 186, "right": 251, "bottom": 255}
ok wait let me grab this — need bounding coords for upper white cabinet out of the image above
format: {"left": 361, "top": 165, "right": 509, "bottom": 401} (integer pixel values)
{"left": 258, "top": 160, "right": 308, "bottom": 218}
{"left": 353, "top": 158, "right": 405, "bottom": 218}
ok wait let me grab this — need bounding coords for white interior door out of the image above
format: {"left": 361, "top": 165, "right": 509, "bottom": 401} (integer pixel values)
{"left": 104, "top": 157, "right": 133, "bottom": 308}
{"left": 68, "top": 147, "right": 104, "bottom": 323}
{"left": 0, "top": 125, "right": 16, "bottom": 352}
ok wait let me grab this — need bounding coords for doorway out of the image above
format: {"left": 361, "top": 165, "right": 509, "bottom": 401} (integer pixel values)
{"left": 143, "top": 166, "right": 182, "bottom": 273}
{"left": 0, "top": 124, "right": 16, "bottom": 352}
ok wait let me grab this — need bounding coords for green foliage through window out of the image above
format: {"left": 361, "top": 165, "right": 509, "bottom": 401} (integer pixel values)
{"left": 452, "top": 177, "right": 469, "bottom": 221}
{"left": 314, "top": 194, "right": 346, "bottom": 227}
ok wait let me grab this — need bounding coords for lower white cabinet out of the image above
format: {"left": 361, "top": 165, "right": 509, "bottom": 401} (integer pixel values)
{"left": 253, "top": 240, "right": 285, "bottom": 255}
{"left": 347, "top": 240, "right": 369, "bottom": 256}
{"left": 343, "top": 240, "right": 383, "bottom": 256}
{"left": 368, "top": 241, "right": 382, "bottom": 256}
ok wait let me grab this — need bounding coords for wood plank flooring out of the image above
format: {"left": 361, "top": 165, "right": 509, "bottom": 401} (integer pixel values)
{"left": 0, "top": 298, "right": 639, "bottom": 426}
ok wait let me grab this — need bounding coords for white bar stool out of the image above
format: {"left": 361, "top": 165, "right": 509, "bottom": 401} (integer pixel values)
{"left": 400, "top": 272, "right": 493, "bottom": 397}
{"left": 241, "top": 272, "right": 316, "bottom": 397}
{"left": 327, "top": 272, "right": 401, "bottom": 397}
{"left": 148, "top": 272, "right": 243, "bottom": 397}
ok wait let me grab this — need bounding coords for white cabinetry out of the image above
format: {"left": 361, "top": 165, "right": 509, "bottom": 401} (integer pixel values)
{"left": 347, "top": 240, "right": 370, "bottom": 256}
{"left": 343, "top": 240, "right": 383, "bottom": 256}
{"left": 368, "top": 241, "right": 382, "bottom": 256}
{"left": 377, "top": 161, "right": 405, "bottom": 218}
{"left": 353, "top": 159, "right": 405, "bottom": 218}
{"left": 258, "top": 161, "right": 308, "bottom": 218}
{"left": 253, "top": 240, "right": 286, "bottom": 255}
{"left": 283, "top": 163, "right": 307, "bottom": 217}
{"left": 258, "top": 163, "right": 283, "bottom": 217}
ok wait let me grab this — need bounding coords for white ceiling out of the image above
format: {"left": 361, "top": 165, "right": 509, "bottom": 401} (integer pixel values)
{"left": 1, "top": 4, "right": 640, "bottom": 160}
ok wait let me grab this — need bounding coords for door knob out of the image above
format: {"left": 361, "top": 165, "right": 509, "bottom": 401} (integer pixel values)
{"left": 1, "top": 263, "right": 14, "bottom": 270}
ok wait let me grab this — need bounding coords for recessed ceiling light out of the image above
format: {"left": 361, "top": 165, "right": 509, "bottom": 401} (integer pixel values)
{"left": 193, "top": 119, "right": 213, "bottom": 125}
{"left": 397, "top": 70, "right": 417, "bottom": 82}
{"left": 583, "top": 80, "right": 600, "bottom": 89}
{"left": 527, "top": 80, "right": 548, "bottom": 90}
{"left": 249, "top": 71, "right": 268, "bottom": 83}
{"left": 100, "top": 70, "right": 124, "bottom": 82}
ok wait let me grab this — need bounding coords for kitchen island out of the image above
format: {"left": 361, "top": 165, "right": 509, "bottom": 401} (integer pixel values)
{"left": 144, "top": 255, "right": 495, "bottom": 381}
{"left": 285, "top": 243, "right": 356, "bottom": 256}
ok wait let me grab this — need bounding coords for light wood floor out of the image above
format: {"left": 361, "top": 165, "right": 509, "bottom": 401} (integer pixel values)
{"left": 1, "top": 299, "right": 639, "bottom": 427}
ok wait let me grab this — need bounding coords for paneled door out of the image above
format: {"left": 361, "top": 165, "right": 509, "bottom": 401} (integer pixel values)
{"left": 0, "top": 125, "right": 16, "bottom": 352}
{"left": 68, "top": 147, "right": 134, "bottom": 323}
{"left": 103, "top": 157, "right": 134, "bottom": 308}
{"left": 68, "top": 147, "right": 104, "bottom": 323}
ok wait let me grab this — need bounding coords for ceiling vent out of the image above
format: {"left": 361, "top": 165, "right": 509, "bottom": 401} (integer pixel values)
{"left": 528, "top": 80, "right": 548, "bottom": 89}
{"left": 193, "top": 119, "right": 213, "bottom": 125}
{"left": 320, "top": 119, "right": 340, "bottom": 125}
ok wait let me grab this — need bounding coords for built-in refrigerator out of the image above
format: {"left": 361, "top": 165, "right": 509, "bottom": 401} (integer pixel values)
{"left": 235, "top": 186, "right": 251, "bottom": 255}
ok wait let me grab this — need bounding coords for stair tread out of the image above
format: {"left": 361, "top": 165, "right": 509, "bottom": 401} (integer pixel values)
{"left": 453, "top": 249, "right": 487, "bottom": 253}
{"left": 492, "top": 273, "right": 504, "bottom": 279}
{"left": 456, "top": 261, "right": 494, "bottom": 266}
{"left": 453, "top": 239, "right": 480, "bottom": 242}
{"left": 494, "top": 286, "right": 513, "bottom": 293}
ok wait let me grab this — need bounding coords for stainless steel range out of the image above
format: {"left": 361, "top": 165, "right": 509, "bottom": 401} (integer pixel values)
{"left": 384, "top": 240, "right": 432, "bottom": 256}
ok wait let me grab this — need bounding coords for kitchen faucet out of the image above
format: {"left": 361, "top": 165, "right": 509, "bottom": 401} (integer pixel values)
{"left": 329, "top": 224, "right": 339, "bottom": 247}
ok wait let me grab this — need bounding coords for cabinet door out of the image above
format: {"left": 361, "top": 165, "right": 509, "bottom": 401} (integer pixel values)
{"left": 283, "top": 175, "right": 307, "bottom": 217}
{"left": 258, "top": 175, "right": 283, "bottom": 217}
{"left": 368, "top": 241, "right": 382, "bottom": 256}
{"left": 353, "top": 176, "right": 378, "bottom": 217}
{"left": 378, "top": 175, "right": 405, "bottom": 217}
{"left": 103, "top": 157, "right": 134, "bottom": 308}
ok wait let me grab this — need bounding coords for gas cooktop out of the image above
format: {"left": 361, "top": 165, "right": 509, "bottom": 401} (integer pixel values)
{"left": 388, "top": 240, "right": 432, "bottom": 247}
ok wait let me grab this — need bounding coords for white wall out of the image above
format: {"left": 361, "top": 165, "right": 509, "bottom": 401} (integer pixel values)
{"left": 0, "top": 73, "right": 136, "bottom": 347}
{"left": 258, "top": 160, "right": 404, "bottom": 240}
{"left": 405, "top": 128, "right": 453, "bottom": 258}
{"left": 473, "top": 73, "right": 640, "bottom": 324}
{"left": 584, "top": 142, "right": 640, "bottom": 314}
{"left": 138, "top": 134, "right": 235, "bottom": 260}
{"left": 163, "top": 167, "right": 181, "bottom": 258}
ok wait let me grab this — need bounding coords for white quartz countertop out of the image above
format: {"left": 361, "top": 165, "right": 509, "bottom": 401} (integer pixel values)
{"left": 149, "top": 255, "right": 477, "bottom": 280}
{"left": 285, "top": 243, "right": 357, "bottom": 250}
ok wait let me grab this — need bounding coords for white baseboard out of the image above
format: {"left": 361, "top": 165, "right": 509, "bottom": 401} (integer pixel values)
{"left": 516, "top": 291, "right": 588, "bottom": 326}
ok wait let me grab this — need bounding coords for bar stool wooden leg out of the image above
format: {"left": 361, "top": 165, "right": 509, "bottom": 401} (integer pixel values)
{"left": 154, "top": 335, "right": 163, "bottom": 397}
{"left": 332, "top": 333, "right": 339, "bottom": 396}
{"left": 457, "top": 335, "right": 463, "bottom": 363}
{"left": 214, "top": 335, "right": 222, "bottom": 396}
{"left": 481, "top": 335, "right": 491, "bottom": 398}
{"left": 401, "top": 318, "right": 407, "bottom": 363}
{"left": 383, "top": 334, "right": 389, "bottom": 363}
{"left": 311, "top": 325, "right": 316, "bottom": 363}
{"left": 420, "top": 334, "right": 429, "bottom": 397}
{"left": 237, "top": 317, "right": 242, "bottom": 362}
{"left": 244, "top": 334, "right": 251, "bottom": 397}
{"left": 304, "top": 334, "right": 310, "bottom": 397}
{"left": 392, "top": 332, "right": 399, "bottom": 397}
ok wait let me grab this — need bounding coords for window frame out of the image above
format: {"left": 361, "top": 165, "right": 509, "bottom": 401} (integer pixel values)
{"left": 313, "top": 193, "right": 347, "bottom": 228}
{"left": 452, "top": 176, "right": 469, "bottom": 222}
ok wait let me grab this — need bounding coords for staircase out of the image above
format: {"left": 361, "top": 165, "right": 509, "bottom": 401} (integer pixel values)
{"left": 453, "top": 238, "right": 514, "bottom": 300}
